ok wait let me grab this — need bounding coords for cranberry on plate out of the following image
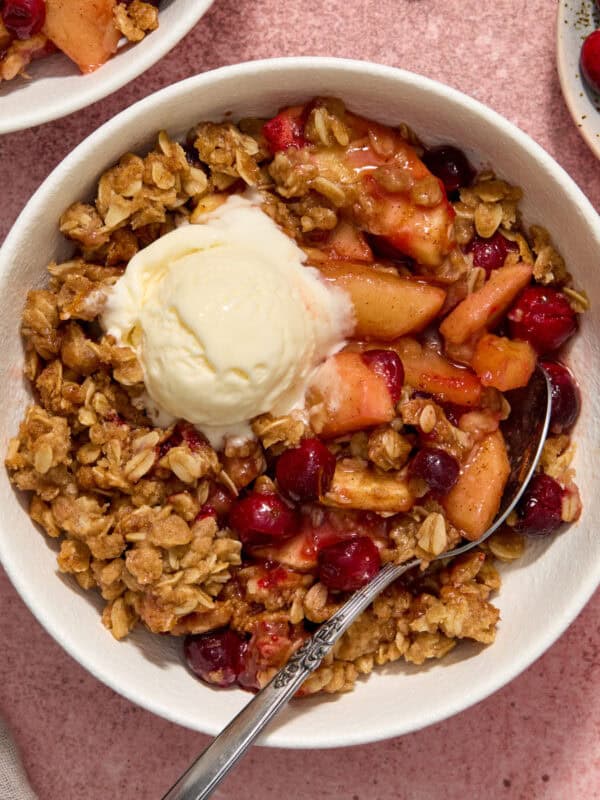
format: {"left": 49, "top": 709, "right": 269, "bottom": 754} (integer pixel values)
{"left": 1, "top": 0, "right": 46, "bottom": 39}
{"left": 318, "top": 537, "right": 381, "bottom": 591}
{"left": 507, "top": 286, "right": 577, "bottom": 354}
{"left": 276, "top": 438, "right": 336, "bottom": 502}
{"left": 515, "top": 474, "right": 564, "bottom": 536}
{"left": 581, "top": 30, "right": 600, "bottom": 94}
{"left": 422, "top": 145, "right": 475, "bottom": 193}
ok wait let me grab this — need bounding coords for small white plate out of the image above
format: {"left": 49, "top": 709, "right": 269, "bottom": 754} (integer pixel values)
{"left": 557, "top": 0, "right": 600, "bottom": 158}
{"left": 0, "top": 0, "right": 214, "bottom": 134}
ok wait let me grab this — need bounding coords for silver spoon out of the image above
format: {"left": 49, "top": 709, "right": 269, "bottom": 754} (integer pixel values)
{"left": 162, "top": 366, "right": 551, "bottom": 800}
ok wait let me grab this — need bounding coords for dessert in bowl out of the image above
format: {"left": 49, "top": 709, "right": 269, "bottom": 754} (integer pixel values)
{"left": 0, "top": 0, "right": 214, "bottom": 134}
{"left": 0, "top": 58, "right": 599, "bottom": 746}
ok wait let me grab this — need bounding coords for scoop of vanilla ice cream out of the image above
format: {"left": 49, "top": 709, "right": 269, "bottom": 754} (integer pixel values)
{"left": 102, "top": 194, "right": 353, "bottom": 444}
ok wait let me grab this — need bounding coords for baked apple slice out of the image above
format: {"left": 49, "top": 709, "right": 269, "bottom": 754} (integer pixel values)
{"left": 391, "top": 337, "right": 483, "bottom": 406}
{"left": 317, "top": 261, "right": 446, "bottom": 340}
{"left": 43, "top": 0, "right": 120, "bottom": 74}
{"left": 322, "top": 459, "right": 414, "bottom": 513}
{"left": 442, "top": 430, "right": 510, "bottom": 540}
{"left": 440, "top": 263, "right": 533, "bottom": 345}
{"left": 308, "top": 351, "right": 396, "bottom": 438}
{"left": 324, "top": 221, "right": 374, "bottom": 263}
{"left": 471, "top": 334, "right": 536, "bottom": 391}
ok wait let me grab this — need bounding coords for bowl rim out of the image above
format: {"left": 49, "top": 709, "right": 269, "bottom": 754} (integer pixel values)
{"left": 0, "top": 0, "right": 215, "bottom": 134}
{"left": 1, "top": 56, "right": 599, "bottom": 748}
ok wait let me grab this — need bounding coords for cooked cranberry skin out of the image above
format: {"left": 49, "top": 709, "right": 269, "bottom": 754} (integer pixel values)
{"left": 318, "top": 537, "right": 380, "bottom": 591}
{"left": 184, "top": 629, "right": 247, "bottom": 687}
{"left": 508, "top": 286, "right": 577, "bottom": 354}
{"left": 1, "top": 0, "right": 45, "bottom": 39}
{"left": 515, "top": 474, "right": 563, "bottom": 536}
{"left": 194, "top": 505, "right": 217, "bottom": 523}
{"left": 408, "top": 447, "right": 460, "bottom": 493}
{"left": 228, "top": 492, "right": 298, "bottom": 545}
{"left": 442, "top": 402, "right": 470, "bottom": 427}
{"left": 540, "top": 360, "right": 581, "bottom": 434}
{"left": 361, "top": 349, "right": 404, "bottom": 405}
{"left": 581, "top": 30, "right": 600, "bottom": 93}
{"left": 422, "top": 145, "right": 475, "bottom": 193}
{"left": 466, "top": 231, "right": 519, "bottom": 274}
{"left": 276, "top": 438, "right": 336, "bottom": 502}
{"left": 205, "top": 483, "right": 235, "bottom": 519}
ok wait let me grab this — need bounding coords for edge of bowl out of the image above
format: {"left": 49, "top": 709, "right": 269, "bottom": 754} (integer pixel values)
{"left": 1, "top": 57, "right": 599, "bottom": 748}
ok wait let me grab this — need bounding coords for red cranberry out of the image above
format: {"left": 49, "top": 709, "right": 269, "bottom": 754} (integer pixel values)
{"left": 466, "top": 231, "right": 519, "bottom": 274}
{"left": 318, "top": 537, "right": 380, "bottom": 591}
{"left": 182, "top": 142, "right": 203, "bottom": 168}
{"left": 184, "top": 629, "right": 247, "bottom": 687}
{"left": 205, "top": 483, "right": 235, "bottom": 519}
{"left": 442, "top": 402, "right": 470, "bottom": 426}
{"left": 1, "top": 0, "right": 45, "bottom": 39}
{"left": 262, "top": 110, "right": 307, "bottom": 152}
{"left": 408, "top": 447, "right": 460, "bottom": 493}
{"left": 581, "top": 30, "right": 600, "bottom": 93}
{"left": 361, "top": 350, "right": 404, "bottom": 405}
{"left": 508, "top": 286, "right": 577, "bottom": 354}
{"left": 515, "top": 474, "right": 563, "bottom": 536}
{"left": 194, "top": 505, "right": 217, "bottom": 523}
{"left": 276, "top": 438, "right": 336, "bottom": 502}
{"left": 540, "top": 360, "right": 581, "bottom": 434}
{"left": 229, "top": 492, "right": 298, "bottom": 546}
{"left": 422, "top": 145, "right": 475, "bottom": 193}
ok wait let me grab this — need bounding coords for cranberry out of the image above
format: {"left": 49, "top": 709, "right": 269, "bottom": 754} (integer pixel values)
{"left": 540, "top": 360, "right": 581, "bottom": 434}
{"left": 581, "top": 30, "right": 600, "bottom": 93}
{"left": 275, "top": 438, "right": 336, "bottom": 502}
{"left": 508, "top": 286, "right": 577, "bottom": 354}
{"left": 1, "top": 0, "right": 45, "bottom": 39}
{"left": 422, "top": 145, "right": 475, "bottom": 193}
{"left": 182, "top": 142, "right": 202, "bottom": 168}
{"left": 206, "top": 483, "right": 235, "bottom": 519}
{"left": 442, "top": 402, "right": 470, "bottom": 426}
{"left": 262, "top": 110, "right": 307, "bottom": 152}
{"left": 184, "top": 629, "right": 247, "bottom": 687}
{"left": 466, "top": 231, "right": 519, "bottom": 274}
{"left": 318, "top": 537, "right": 380, "bottom": 591}
{"left": 194, "top": 505, "right": 217, "bottom": 523}
{"left": 408, "top": 447, "right": 460, "bottom": 493}
{"left": 229, "top": 492, "right": 298, "bottom": 546}
{"left": 361, "top": 349, "right": 404, "bottom": 405}
{"left": 515, "top": 474, "right": 563, "bottom": 536}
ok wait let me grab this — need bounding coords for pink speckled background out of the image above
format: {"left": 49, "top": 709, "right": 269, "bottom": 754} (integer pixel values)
{"left": 1, "top": 1, "right": 600, "bottom": 798}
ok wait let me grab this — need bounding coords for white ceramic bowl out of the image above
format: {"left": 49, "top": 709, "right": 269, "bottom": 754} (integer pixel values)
{"left": 0, "top": 0, "right": 213, "bottom": 134}
{"left": 1, "top": 58, "right": 599, "bottom": 748}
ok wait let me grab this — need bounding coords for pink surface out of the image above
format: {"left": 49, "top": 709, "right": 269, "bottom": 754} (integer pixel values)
{"left": 0, "top": 0, "right": 599, "bottom": 798}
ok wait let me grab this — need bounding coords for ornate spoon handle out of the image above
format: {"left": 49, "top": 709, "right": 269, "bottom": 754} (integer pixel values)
{"left": 161, "top": 558, "right": 417, "bottom": 800}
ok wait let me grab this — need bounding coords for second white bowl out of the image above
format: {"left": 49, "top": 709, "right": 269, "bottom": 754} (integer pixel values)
{"left": 0, "top": 0, "right": 214, "bottom": 134}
